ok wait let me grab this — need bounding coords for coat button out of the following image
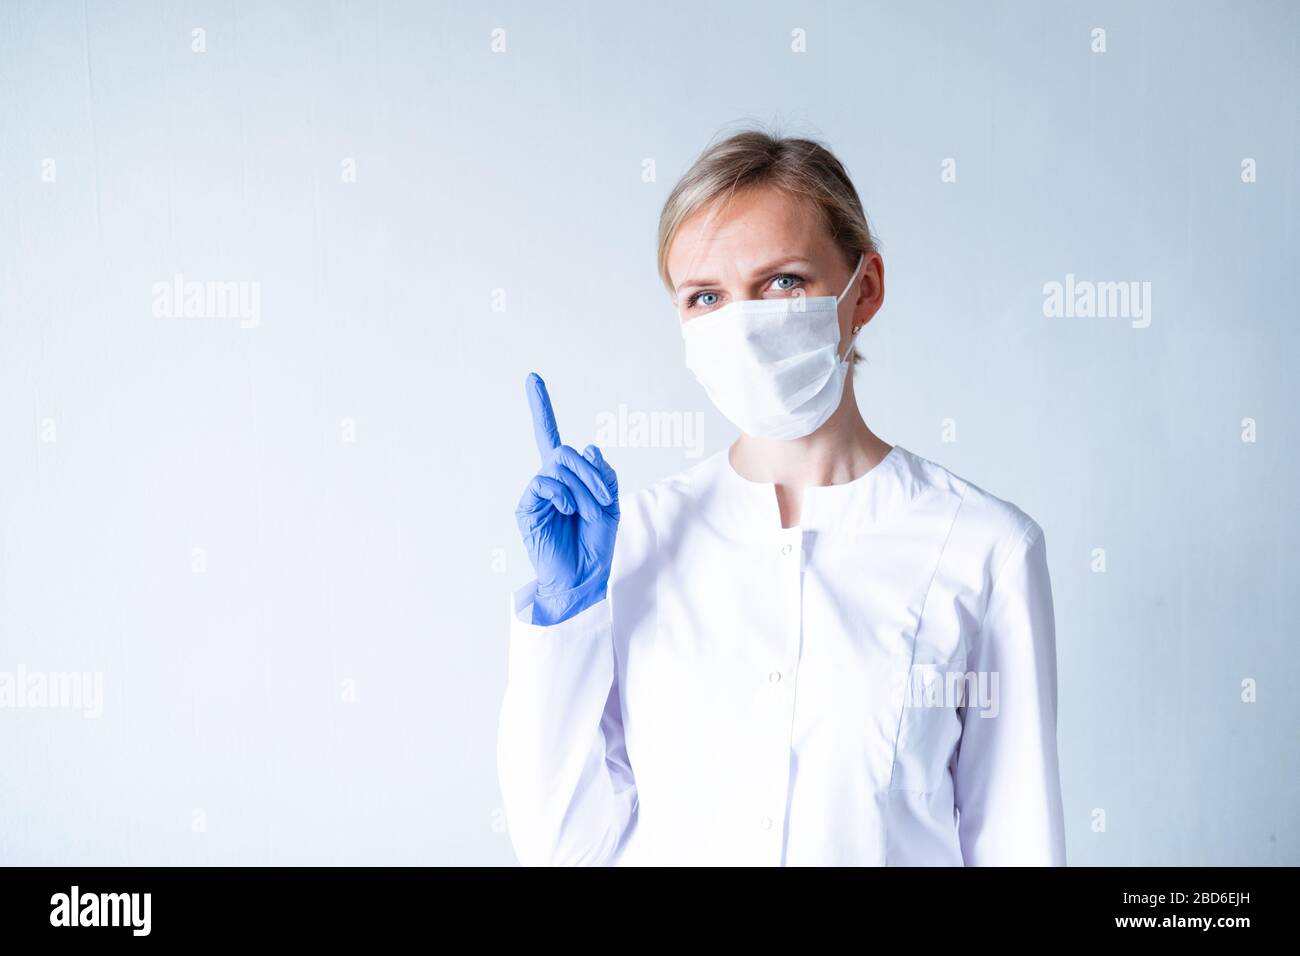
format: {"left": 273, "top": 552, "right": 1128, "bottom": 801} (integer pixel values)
{"left": 759, "top": 816, "right": 773, "bottom": 830}
{"left": 781, "top": 544, "right": 792, "bottom": 555}
{"left": 769, "top": 670, "right": 782, "bottom": 683}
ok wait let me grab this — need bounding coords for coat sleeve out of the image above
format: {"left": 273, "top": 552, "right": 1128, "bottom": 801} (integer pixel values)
{"left": 495, "top": 583, "right": 637, "bottom": 865}
{"left": 952, "top": 518, "right": 1067, "bottom": 865}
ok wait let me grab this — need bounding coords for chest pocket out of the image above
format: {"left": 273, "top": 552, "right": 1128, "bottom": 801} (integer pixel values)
{"left": 888, "top": 656, "right": 968, "bottom": 794}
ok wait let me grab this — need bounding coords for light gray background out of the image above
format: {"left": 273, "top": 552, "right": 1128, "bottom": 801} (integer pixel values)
{"left": 1, "top": 0, "right": 1296, "bottom": 865}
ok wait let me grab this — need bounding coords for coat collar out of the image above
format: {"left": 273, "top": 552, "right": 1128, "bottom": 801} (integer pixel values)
{"left": 690, "top": 442, "right": 923, "bottom": 539}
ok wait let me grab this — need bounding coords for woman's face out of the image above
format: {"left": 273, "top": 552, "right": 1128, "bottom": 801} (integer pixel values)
{"left": 666, "top": 185, "right": 884, "bottom": 352}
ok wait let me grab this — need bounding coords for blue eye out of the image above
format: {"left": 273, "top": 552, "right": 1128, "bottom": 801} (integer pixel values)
{"left": 685, "top": 274, "right": 804, "bottom": 310}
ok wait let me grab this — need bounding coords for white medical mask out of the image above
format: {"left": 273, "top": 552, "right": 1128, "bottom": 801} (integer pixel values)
{"left": 680, "top": 252, "right": 866, "bottom": 441}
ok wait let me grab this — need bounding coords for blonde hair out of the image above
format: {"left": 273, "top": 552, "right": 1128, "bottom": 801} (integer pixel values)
{"left": 657, "top": 125, "right": 879, "bottom": 363}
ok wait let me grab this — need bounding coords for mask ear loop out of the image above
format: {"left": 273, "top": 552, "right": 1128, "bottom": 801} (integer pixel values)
{"left": 836, "top": 252, "right": 867, "bottom": 363}
{"left": 836, "top": 253, "right": 866, "bottom": 305}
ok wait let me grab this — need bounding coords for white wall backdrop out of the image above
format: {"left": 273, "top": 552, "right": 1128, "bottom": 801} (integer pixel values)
{"left": 1, "top": 0, "right": 1296, "bottom": 865}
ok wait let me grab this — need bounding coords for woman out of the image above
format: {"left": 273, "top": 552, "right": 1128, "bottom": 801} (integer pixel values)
{"left": 497, "top": 129, "right": 1066, "bottom": 866}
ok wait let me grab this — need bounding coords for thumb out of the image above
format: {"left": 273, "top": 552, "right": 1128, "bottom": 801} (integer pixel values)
{"left": 583, "top": 445, "right": 619, "bottom": 506}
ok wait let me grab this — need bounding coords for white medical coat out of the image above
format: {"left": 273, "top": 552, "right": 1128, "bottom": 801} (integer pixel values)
{"left": 496, "top": 444, "right": 1066, "bottom": 865}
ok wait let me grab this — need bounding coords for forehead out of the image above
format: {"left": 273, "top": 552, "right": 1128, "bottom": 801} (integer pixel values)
{"left": 666, "top": 186, "right": 829, "bottom": 279}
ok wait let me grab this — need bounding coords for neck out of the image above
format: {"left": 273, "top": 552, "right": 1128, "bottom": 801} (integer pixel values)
{"left": 728, "top": 374, "right": 893, "bottom": 489}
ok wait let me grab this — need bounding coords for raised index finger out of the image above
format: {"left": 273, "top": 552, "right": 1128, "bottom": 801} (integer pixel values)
{"left": 525, "top": 371, "right": 562, "bottom": 459}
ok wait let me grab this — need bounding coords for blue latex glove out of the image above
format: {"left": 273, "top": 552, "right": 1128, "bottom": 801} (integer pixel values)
{"left": 515, "top": 372, "right": 620, "bottom": 626}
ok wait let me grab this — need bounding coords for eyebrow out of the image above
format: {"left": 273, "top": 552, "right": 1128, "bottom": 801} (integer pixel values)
{"left": 675, "top": 257, "right": 814, "bottom": 294}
